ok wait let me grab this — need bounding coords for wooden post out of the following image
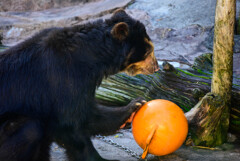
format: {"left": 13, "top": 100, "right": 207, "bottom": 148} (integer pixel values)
{"left": 211, "top": 0, "right": 236, "bottom": 143}
{"left": 212, "top": 0, "right": 235, "bottom": 103}
{"left": 188, "top": 0, "right": 236, "bottom": 147}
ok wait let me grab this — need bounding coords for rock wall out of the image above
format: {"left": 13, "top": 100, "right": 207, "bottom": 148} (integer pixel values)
{"left": 0, "top": 0, "right": 98, "bottom": 12}
{"left": 0, "top": 0, "right": 133, "bottom": 46}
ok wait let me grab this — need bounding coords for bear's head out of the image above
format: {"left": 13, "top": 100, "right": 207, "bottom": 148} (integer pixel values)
{"left": 110, "top": 9, "right": 159, "bottom": 76}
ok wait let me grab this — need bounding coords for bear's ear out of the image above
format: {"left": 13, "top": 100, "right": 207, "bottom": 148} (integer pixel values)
{"left": 111, "top": 22, "right": 129, "bottom": 41}
{"left": 112, "top": 9, "right": 127, "bottom": 17}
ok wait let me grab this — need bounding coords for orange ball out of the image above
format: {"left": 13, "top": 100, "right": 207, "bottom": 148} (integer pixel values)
{"left": 132, "top": 99, "right": 188, "bottom": 159}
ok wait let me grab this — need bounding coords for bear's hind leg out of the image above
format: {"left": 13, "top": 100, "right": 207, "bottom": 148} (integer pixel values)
{"left": 0, "top": 116, "right": 50, "bottom": 161}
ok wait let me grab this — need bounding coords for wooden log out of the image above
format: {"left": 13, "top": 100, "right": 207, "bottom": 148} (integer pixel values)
{"left": 188, "top": 0, "right": 236, "bottom": 147}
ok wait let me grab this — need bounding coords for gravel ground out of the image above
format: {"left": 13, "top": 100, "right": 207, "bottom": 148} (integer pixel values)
{"left": 50, "top": 129, "right": 240, "bottom": 161}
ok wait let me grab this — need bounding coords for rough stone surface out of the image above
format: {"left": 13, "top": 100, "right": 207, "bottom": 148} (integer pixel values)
{"left": 0, "top": 0, "right": 133, "bottom": 45}
{"left": 129, "top": 0, "right": 217, "bottom": 29}
{"left": 129, "top": 0, "right": 240, "bottom": 30}
{"left": 0, "top": 0, "right": 98, "bottom": 12}
{"left": 148, "top": 25, "right": 212, "bottom": 64}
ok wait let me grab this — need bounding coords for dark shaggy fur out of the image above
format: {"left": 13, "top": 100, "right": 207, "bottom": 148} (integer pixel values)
{"left": 0, "top": 10, "right": 158, "bottom": 161}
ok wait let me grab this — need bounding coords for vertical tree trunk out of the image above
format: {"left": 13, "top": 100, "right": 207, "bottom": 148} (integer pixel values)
{"left": 188, "top": 0, "right": 236, "bottom": 147}
{"left": 212, "top": 0, "right": 235, "bottom": 104}
{"left": 211, "top": 0, "right": 236, "bottom": 142}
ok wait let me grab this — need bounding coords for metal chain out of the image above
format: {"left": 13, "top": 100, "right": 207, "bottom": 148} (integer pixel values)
{"left": 96, "top": 135, "right": 141, "bottom": 160}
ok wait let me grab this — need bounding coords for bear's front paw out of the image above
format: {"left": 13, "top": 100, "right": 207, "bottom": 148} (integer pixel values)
{"left": 127, "top": 97, "right": 146, "bottom": 112}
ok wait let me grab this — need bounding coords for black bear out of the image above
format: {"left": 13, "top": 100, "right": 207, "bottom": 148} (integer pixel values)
{"left": 0, "top": 9, "right": 159, "bottom": 161}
